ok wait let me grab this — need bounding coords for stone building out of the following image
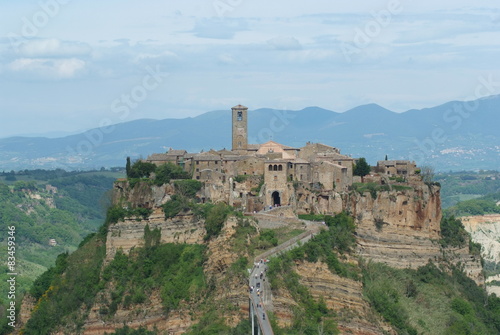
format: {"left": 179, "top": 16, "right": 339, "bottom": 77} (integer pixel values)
{"left": 144, "top": 104, "right": 404, "bottom": 213}
{"left": 376, "top": 160, "right": 417, "bottom": 176}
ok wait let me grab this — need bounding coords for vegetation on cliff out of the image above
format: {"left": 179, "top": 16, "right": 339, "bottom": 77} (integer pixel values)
{"left": 0, "top": 170, "right": 119, "bottom": 333}
{"left": 363, "top": 261, "right": 500, "bottom": 335}
{"left": 444, "top": 191, "right": 500, "bottom": 217}
{"left": 126, "top": 160, "right": 190, "bottom": 187}
{"left": 436, "top": 170, "right": 500, "bottom": 208}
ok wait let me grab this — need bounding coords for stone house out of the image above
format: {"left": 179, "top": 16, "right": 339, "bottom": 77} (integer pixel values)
{"left": 145, "top": 104, "right": 360, "bottom": 211}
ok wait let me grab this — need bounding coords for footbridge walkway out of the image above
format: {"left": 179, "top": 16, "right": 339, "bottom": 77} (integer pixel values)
{"left": 247, "top": 212, "right": 326, "bottom": 335}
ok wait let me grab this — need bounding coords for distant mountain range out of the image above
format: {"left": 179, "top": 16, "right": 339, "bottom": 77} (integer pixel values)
{"left": 1, "top": 95, "right": 499, "bottom": 171}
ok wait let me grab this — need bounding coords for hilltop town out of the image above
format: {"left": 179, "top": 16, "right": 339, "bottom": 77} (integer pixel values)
{"left": 144, "top": 105, "right": 418, "bottom": 214}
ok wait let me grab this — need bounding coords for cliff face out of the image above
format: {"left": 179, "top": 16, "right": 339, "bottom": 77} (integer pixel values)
{"left": 295, "top": 261, "right": 394, "bottom": 335}
{"left": 462, "top": 214, "right": 500, "bottom": 295}
{"left": 106, "top": 208, "right": 205, "bottom": 261}
{"left": 345, "top": 183, "right": 483, "bottom": 285}
{"left": 18, "top": 178, "right": 488, "bottom": 334}
{"left": 347, "top": 183, "right": 441, "bottom": 270}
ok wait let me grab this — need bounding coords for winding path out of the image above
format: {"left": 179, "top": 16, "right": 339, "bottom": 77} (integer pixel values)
{"left": 247, "top": 214, "right": 326, "bottom": 335}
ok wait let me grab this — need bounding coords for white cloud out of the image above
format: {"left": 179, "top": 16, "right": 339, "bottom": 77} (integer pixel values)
{"left": 267, "top": 36, "right": 302, "bottom": 50}
{"left": 134, "top": 50, "right": 179, "bottom": 65}
{"left": 8, "top": 58, "right": 86, "bottom": 79}
{"left": 17, "top": 38, "right": 92, "bottom": 58}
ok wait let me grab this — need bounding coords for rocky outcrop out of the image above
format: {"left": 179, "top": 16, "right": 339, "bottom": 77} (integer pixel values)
{"left": 106, "top": 208, "right": 205, "bottom": 261}
{"left": 112, "top": 180, "right": 173, "bottom": 208}
{"left": 345, "top": 183, "right": 483, "bottom": 285}
{"left": 204, "top": 216, "right": 251, "bottom": 327}
{"left": 462, "top": 214, "right": 500, "bottom": 294}
{"left": 271, "top": 260, "right": 394, "bottom": 335}
{"left": 347, "top": 183, "right": 441, "bottom": 270}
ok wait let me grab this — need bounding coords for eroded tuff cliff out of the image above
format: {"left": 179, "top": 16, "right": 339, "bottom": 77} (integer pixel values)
{"left": 345, "top": 182, "right": 483, "bottom": 285}
{"left": 18, "top": 178, "right": 487, "bottom": 334}
{"left": 270, "top": 260, "right": 395, "bottom": 335}
{"left": 462, "top": 214, "right": 500, "bottom": 295}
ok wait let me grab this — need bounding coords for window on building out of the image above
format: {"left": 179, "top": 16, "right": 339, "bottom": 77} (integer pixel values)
{"left": 196, "top": 168, "right": 199, "bottom": 172}
{"left": 196, "top": 161, "right": 199, "bottom": 165}
{"left": 278, "top": 165, "right": 283, "bottom": 171}
{"left": 273, "top": 165, "right": 278, "bottom": 171}
{"left": 237, "top": 111, "right": 243, "bottom": 121}
{"left": 268, "top": 165, "right": 273, "bottom": 171}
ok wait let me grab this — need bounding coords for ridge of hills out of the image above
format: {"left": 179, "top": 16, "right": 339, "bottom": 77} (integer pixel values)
{"left": 1, "top": 95, "right": 499, "bottom": 171}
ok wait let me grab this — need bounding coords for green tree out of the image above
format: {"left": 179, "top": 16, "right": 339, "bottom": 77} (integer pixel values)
{"left": 126, "top": 157, "right": 131, "bottom": 178}
{"left": 354, "top": 157, "right": 371, "bottom": 181}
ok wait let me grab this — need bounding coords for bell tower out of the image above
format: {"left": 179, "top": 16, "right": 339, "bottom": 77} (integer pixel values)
{"left": 232, "top": 104, "right": 248, "bottom": 152}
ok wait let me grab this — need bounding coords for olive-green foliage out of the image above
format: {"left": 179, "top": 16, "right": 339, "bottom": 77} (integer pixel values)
{"left": 204, "top": 203, "right": 232, "bottom": 240}
{"left": 362, "top": 261, "right": 500, "bottom": 335}
{"left": 101, "top": 205, "right": 153, "bottom": 236}
{"left": 435, "top": 171, "right": 500, "bottom": 208}
{"left": 444, "top": 191, "right": 500, "bottom": 216}
{"left": 351, "top": 182, "right": 390, "bottom": 199}
{"left": 127, "top": 161, "right": 156, "bottom": 179}
{"left": 440, "top": 216, "right": 468, "bottom": 248}
{"left": 267, "top": 253, "right": 339, "bottom": 334}
{"left": 276, "top": 212, "right": 358, "bottom": 279}
{"left": 161, "top": 180, "right": 202, "bottom": 219}
{"left": 103, "top": 243, "right": 207, "bottom": 315}
{"left": 353, "top": 157, "right": 370, "bottom": 177}
{"left": 298, "top": 214, "right": 326, "bottom": 221}
{"left": 258, "top": 229, "right": 278, "bottom": 248}
{"left": 251, "top": 176, "right": 264, "bottom": 194}
{"left": 144, "top": 224, "right": 161, "bottom": 249}
{"left": 230, "top": 217, "right": 258, "bottom": 256}
{"left": 0, "top": 172, "right": 117, "bottom": 332}
{"left": 363, "top": 265, "right": 418, "bottom": 335}
{"left": 185, "top": 311, "right": 251, "bottom": 334}
{"left": 162, "top": 194, "right": 190, "bottom": 219}
{"left": 233, "top": 175, "right": 248, "bottom": 183}
{"left": 107, "top": 325, "right": 156, "bottom": 335}
{"left": 154, "top": 163, "right": 191, "bottom": 186}
{"left": 13, "top": 180, "right": 38, "bottom": 191}
{"left": 173, "top": 179, "right": 202, "bottom": 197}
{"left": 126, "top": 160, "right": 190, "bottom": 186}
{"left": 23, "top": 234, "right": 106, "bottom": 335}
{"left": 324, "top": 212, "right": 356, "bottom": 253}
{"left": 30, "top": 252, "right": 69, "bottom": 300}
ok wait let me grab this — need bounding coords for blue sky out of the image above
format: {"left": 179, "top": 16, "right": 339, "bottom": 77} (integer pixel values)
{"left": 1, "top": 0, "right": 499, "bottom": 138}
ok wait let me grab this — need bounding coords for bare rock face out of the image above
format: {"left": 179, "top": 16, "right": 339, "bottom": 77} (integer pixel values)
{"left": 106, "top": 208, "right": 205, "bottom": 261}
{"left": 112, "top": 180, "right": 173, "bottom": 209}
{"left": 68, "top": 289, "right": 196, "bottom": 335}
{"left": 347, "top": 183, "right": 442, "bottom": 270}
{"left": 204, "top": 216, "right": 251, "bottom": 327}
{"left": 16, "top": 294, "right": 36, "bottom": 329}
{"left": 271, "top": 260, "right": 394, "bottom": 335}
{"left": 462, "top": 214, "right": 500, "bottom": 294}
{"left": 345, "top": 183, "right": 483, "bottom": 285}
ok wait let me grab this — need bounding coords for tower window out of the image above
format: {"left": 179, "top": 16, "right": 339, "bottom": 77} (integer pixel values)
{"left": 237, "top": 111, "right": 243, "bottom": 121}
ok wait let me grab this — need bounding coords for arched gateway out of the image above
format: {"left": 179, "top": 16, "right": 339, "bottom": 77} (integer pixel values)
{"left": 271, "top": 191, "right": 281, "bottom": 206}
